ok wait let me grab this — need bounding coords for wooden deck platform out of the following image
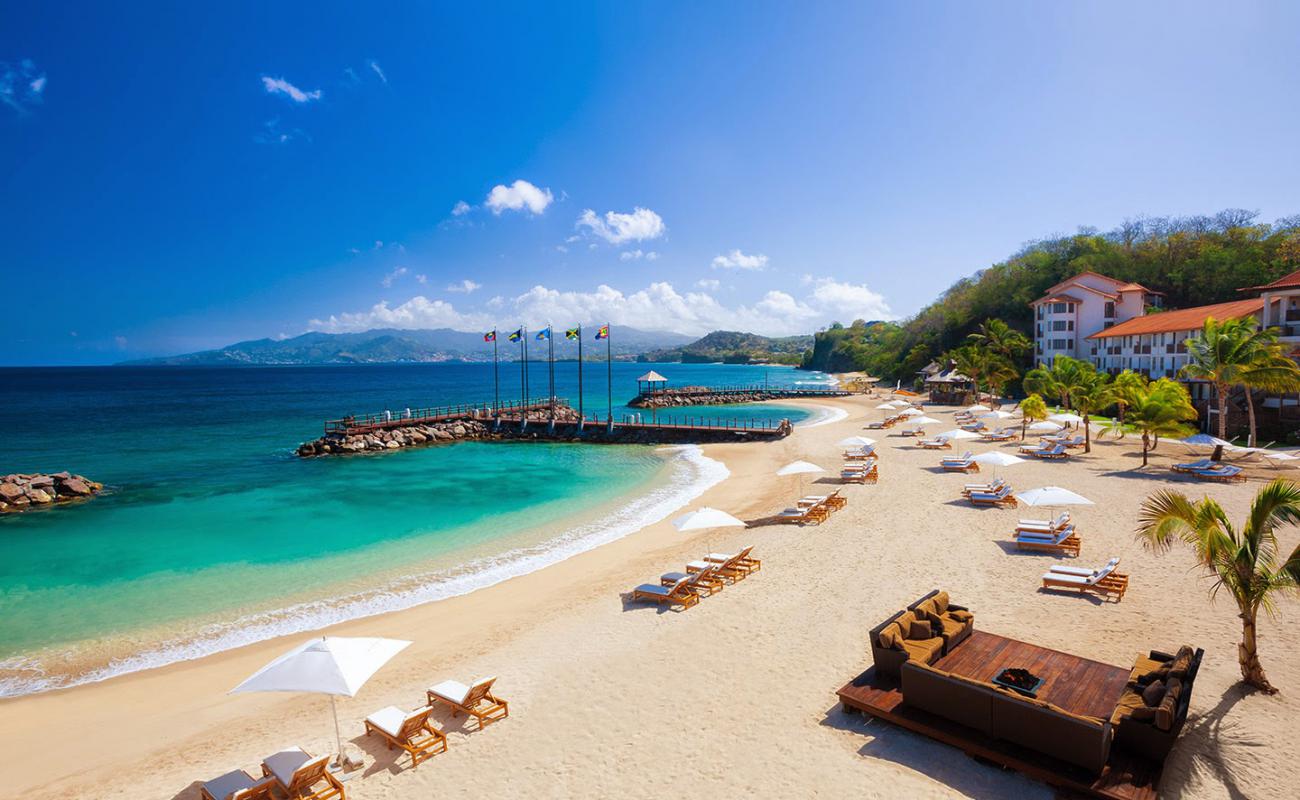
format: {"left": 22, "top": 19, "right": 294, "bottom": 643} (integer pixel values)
{"left": 836, "top": 631, "right": 1162, "bottom": 800}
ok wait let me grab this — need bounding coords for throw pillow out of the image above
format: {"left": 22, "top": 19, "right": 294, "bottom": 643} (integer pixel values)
{"left": 878, "top": 625, "right": 901, "bottom": 650}
{"left": 932, "top": 591, "right": 950, "bottom": 614}
{"left": 908, "top": 619, "right": 933, "bottom": 640}
{"left": 950, "top": 609, "right": 974, "bottom": 623}
{"left": 1141, "top": 679, "right": 1166, "bottom": 707}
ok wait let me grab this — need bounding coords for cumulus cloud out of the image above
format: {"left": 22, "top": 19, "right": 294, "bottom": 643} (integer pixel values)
{"left": 309, "top": 277, "right": 891, "bottom": 337}
{"left": 416, "top": 274, "right": 428, "bottom": 284}
{"left": 576, "top": 207, "right": 665, "bottom": 245}
{"left": 261, "top": 75, "right": 322, "bottom": 103}
{"left": 380, "top": 266, "right": 408, "bottom": 288}
{"left": 452, "top": 200, "right": 472, "bottom": 216}
{"left": 695, "top": 279, "right": 721, "bottom": 291}
{"left": 711, "top": 249, "right": 768, "bottom": 271}
{"left": 1, "top": 59, "right": 46, "bottom": 113}
{"left": 619, "top": 249, "right": 660, "bottom": 262}
{"left": 485, "top": 179, "right": 553, "bottom": 215}
{"left": 446, "top": 279, "right": 481, "bottom": 294}
{"left": 367, "top": 60, "right": 387, "bottom": 84}
{"left": 807, "top": 277, "right": 892, "bottom": 321}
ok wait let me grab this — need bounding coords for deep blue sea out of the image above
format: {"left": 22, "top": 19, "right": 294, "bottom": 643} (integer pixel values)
{"left": 0, "top": 362, "right": 832, "bottom": 696}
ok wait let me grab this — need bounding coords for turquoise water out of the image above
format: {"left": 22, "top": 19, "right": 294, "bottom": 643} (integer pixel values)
{"left": 0, "top": 362, "right": 827, "bottom": 695}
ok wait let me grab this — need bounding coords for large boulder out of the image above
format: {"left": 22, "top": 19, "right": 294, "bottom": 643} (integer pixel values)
{"left": 60, "top": 478, "right": 92, "bottom": 496}
{"left": 27, "top": 488, "right": 52, "bottom": 504}
{"left": 0, "top": 483, "right": 21, "bottom": 502}
{"left": 29, "top": 475, "right": 54, "bottom": 489}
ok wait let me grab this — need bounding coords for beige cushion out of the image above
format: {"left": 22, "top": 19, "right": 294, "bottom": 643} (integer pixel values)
{"left": 908, "top": 619, "right": 933, "bottom": 640}
{"left": 878, "top": 624, "right": 902, "bottom": 650}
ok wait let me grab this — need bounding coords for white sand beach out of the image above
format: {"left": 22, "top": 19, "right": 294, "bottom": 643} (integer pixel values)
{"left": 3, "top": 393, "right": 1297, "bottom": 800}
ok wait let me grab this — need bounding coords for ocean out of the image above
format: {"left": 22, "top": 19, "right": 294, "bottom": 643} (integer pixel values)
{"left": 0, "top": 362, "right": 833, "bottom": 696}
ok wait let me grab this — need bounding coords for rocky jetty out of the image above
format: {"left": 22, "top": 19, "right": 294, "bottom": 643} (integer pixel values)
{"left": 297, "top": 405, "right": 584, "bottom": 457}
{"left": 630, "top": 385, "right": 789, "bottom": 409}
{"left": 1, "top": 472, "right": 104, "bottom": 514}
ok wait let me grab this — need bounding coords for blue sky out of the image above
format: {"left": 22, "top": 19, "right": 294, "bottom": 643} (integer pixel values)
{"left": 3, "top": 2, "right": 1298, "bottom": 365}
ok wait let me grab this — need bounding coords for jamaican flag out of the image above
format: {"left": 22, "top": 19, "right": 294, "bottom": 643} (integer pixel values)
{"left": 565, "top": 327, "right": 580, "bottom": 340}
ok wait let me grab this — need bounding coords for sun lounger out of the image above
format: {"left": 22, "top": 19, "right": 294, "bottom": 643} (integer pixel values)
{"left": 661, "top": 563, "right": 724, "bottom": 596}
{"left": 899, "top": 426, "right": 928, "bottom": 437}
{"left": 1057, "top": 435, "right": 1086, "bottom": 449}
{"left": 1048, "top": 557, "right": 1120, "bottom": 577}
{"left": 1015, "top": 512, "right": 1071, "bottom": 535}
{"left": 1172, "top": 458, "right": 1217, "bottom": 473}
{"left": 200, "top": 770, "right": 276, "bottom": 800}
{"left": 704, "top": 546, "right": 760, "bottom": 576}
{"left": 959, "top": 421, "right": 986, "bottom": 432}
{"left": 841, "top": 463, "right": 878, "bottom": 484}
{"left": 1192, "top": 464, "right": 1246, "bottom": 483}
{"left": 1026, "top": 443, "right": 1069, "bottom": 460}
{"left": 843, "top": 446, "right": 875, "bottom": 460}
{"left": 777, "top": 505, "right": 819, "bottom": 524}
{"left": 630, "top": 575, "right": 699, "bottom": 608}
{"left": 969, "top": 486, "right": 1016, "bottom": 507}
{"left": 980, "top": 428, "right": 1017, "bottom": 441}
{"left": 260, "top": 748, "right": 344, "bottom": 800}
{"left": 1013, "top": 527, "right": 1081, "bottom": 557}
{"left": 427, "top": 676, "right": 510, "bottom": 730}
{"left": 961, "top": 477, "right": 1006, "bottom": 496}
{"left": 1041, "top": 561, "right": 1129, "bottom": 601}
{"left": 363, "top": 704, "right": 447, "bottom": 766}
{"left": 919, "top": 435, "right": 952, "bottom": 449}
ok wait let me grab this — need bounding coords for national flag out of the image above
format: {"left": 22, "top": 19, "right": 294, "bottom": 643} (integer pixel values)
{"left": 565, "top": 327, "right": 580, "bottom": 341}
{"left": 508, "top": 328, "right": 523, "bottom": 342}
{"left": 483, "top": 330, "right": 496, "bottom": 342}
{"left": 595, "top": 325, "right": 610, "bottom": 340}
{"left": 536, "top": 327, "right": 551, "bottom": 340}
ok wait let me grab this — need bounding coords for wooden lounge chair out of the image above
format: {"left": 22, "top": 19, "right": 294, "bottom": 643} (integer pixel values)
{"left": 1057, "top": 434, "right": 1086, "bottom": 449}
{"left": 363, "top": 704, "right": 448, "bottom": 766}
{"left": 260, "top": 749, "right": 344, "bottom": 800}
{"left": 1013, "top": 527, "right": 1081, "bottom": 557}
{"left": 630, "top": 575, "right": 699, "bottom": 608}
{"left": 200, "top": 770, "right": 277, "bottom": 800}
{"left": 1027, "top": 443, "right": 1069, "bottom": 460}
{"left": 427, "top": 676, "right": 510, "bottom": 730}
{"left": 660, "top": 563, "right": 724, "bottom": 597}
{"left": 1041, "top": 560, "right": 1128, "bottom": 601}
{"left": 969, "top": 486, "right": 1016, "bottom": 507}
{"left": 1172, "top": 458, "right": 1217, "bottom": 474}
{"left": 961, "top": 477, "right": 1006, "bottom": 497}
{"left": 1048, "top": 556, "right": 1120, "bottom": 577}
{"left": 842, "top": 461, "right": 878, "bottom": 483}
{"left": 919, "top": 435, "right": 952, "bottom": 449}
{"left": 980, "top": 428, "right": 1017, "bottom": 442}
{"left": 776, "top": 505, "right": 818, "bottom": 524}
{"left": 698, "top": 546, "right": 760, "bottom": 578}
{"left": 1193, "top": 464, "right": 1246, "bottom": 482}
{"left": 1015, "top": 512, "right": 1071, "bottom": 535}
{"left": 843, "top": 446, "right": 875, "bottom": 460}
{"left": 959, "top": 421, "right": 986, "bottom": 433}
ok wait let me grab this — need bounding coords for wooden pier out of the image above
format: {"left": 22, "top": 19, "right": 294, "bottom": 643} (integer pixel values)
{"left": 628, "top": 383, "right": 848, "bottom": 409}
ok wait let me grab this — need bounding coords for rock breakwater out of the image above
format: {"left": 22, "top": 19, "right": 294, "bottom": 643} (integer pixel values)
{"left": 1, "top": 472, "right": 103, "bottom": 514}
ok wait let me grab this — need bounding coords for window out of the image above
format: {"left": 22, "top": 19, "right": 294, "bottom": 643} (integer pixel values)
{"left": 1052, "top": 338, "right": 1071, "bottom": 350}
{"left": 1104, "top": 301, "right": 1115, "bottom": 318}
{"left": 1104, "top": 321, "right": 1114, "bottom": 329}
{"left": 1037, "top": 306, "right": 1044, "bottom": 320}
{"left": 1068, "top": 303, "right": 1075, "bottom": 312}
{"left": 1051, "top": 302, "right": 1068, "bottom": 314}
{"left": 1068, "top": 320, "right": 1074, "bottom": 331}
{"left": 1052, "top": 320, "right": 1068, "bottom": 331}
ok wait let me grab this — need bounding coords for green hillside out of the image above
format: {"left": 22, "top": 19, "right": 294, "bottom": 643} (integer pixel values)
{"left": 639, "top": 330, "right": 812, "bottom": 365}
{"left": 802, "top": 210, "right": 1300, "bottom": 381}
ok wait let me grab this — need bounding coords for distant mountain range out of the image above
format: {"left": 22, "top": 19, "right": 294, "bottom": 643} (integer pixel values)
{"left": 637, "top": 330, "right": 813, "bottom": 365}
{"left": 119, "top": 327, "right": 696, "bottom": 366}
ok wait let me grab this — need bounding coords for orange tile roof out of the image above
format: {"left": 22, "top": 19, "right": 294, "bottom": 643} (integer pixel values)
{"left": 1031, "top": 293, "right": 1083, "bottom": 305}
{"left": 1086, "top": 298, "right": 1263, "bottom": 339}
{"left": 1116, "top": 282, "right": 1164, "bottom": 295}
{"left": 1245, "top": 268, "right": 1300, "bottom": 292}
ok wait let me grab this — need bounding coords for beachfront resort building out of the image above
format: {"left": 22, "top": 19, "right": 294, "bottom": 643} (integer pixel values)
{"left": 1085, "top": 298, "right": 1264, "bottom": 380}
{"left": 1030, "top": 271, "right": 1163, "bottom": 366}
{"left": 1251, "top": 268, "right": 1300, "bottom": 346}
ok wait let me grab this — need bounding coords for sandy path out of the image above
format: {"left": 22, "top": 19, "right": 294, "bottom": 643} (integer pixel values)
{"left": 2, "top": 394, "right": 1296, "bottom": 800}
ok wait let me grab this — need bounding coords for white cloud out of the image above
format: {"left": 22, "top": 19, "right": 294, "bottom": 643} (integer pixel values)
{"left": 452, "top": 200, "right": 472, "bottom": 216}
{"left": 555, "top": 245, "right": 569, "bottom": 253}
{"left": 254, "top": 117, "right": 308, "bottom": 146}
{"left": 416, "top": 274, "right": 428, "bottom": 284}
{"left": 309, "top": 277, "right": 892, "bottom": 337}
{"left": 485, "top": 180, "right": 553, "bottom": 215}
{"left": 807, "top": 277, "right": 892, "bottom": 321}
{"left": 261, "top": 75, "right": 322, "bottom": 103}
{"left": 367, "top": 60, "right": 387, "bottom": 84}
{"left": 1, "top": 59, "right": 46, "bottom": 113}
{"left": 576, "top": 207, "right": 665, "bottom": 245}
{"left": 380, "top": 266, "right": 408, "bottom": 288}
{"left": 696, "top": 279, "right": 721, "bottom": 291}
{"left": 446, "top": 279, "right": 481, "bottom": 294}
{"left": 711, "top": 249, "right": 768, "bottom": 271}
{"left": 619, "top": 249, "right": 660, "bottom": 262}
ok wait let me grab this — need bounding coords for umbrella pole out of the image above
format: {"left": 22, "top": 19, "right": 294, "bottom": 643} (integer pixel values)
{"left": 331, "top": 695, "right": 344, "bottom": 766}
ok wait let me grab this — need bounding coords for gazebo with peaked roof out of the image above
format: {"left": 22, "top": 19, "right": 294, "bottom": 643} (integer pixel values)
{"left": 636, "top": 370, "right": 668, "bottom": 396}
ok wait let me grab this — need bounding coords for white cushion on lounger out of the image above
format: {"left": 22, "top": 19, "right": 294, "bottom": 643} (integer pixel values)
{"left": 429, "top": 679, "right": 471, "bottom": 705}
{"left": 661, "top": 570, "right": 689, "bottom": 583}
{"left": 263, "top": 747, "right": 311, "bottom": 788}
{"left": 779, "top": 509, "right": 806, "bottom": 517}
{"left": 203, "top": 769, "right": 260, "bottom": 800}
{"left": 1043, "top": 571, "right": 1089, "bottom": 586}
{"left": 687, "top": 560, "right": 711, "bottom": 571}
{"left": 634, "top": 583, "right": 672, "bottom": 596}
{"left": 706, "top": 552, "right": 736, "bottom": 562}
{"left": 1048, "top": 564, "right": 1095, "bottom": 576}
{"left": 366, "top": 705, "right": 408, "bottom": 738}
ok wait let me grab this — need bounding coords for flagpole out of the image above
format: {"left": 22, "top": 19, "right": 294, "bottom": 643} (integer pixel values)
{"left": 606, "top": 322, "right": 613, "bottom": 432}
{"left": 577, "top": 325, "right": 584, "bottom": 422}
{"left": 523, "top": 326, "right": 529, "bottom": 408}
{"left": 548, "top": 326, "right": 555, "bottom": 421}
{"left": 493, "top": 330, "right": 499, "bottom": 416}
{"left": 518, "top": 328, "right": 526, "bottom": 414}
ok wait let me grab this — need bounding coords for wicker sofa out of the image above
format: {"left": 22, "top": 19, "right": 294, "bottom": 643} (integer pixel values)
{"left": 869, "top": 590, "right": 974, "bottom": 679}
{"left": 1110, "top": 645, "right": 1204, "bottom": 760}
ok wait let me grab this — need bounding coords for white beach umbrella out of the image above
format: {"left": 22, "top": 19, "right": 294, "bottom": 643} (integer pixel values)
{"left": 232, "top": 636, "right": 412, "bottom": 763}
{"left": 937, "top": 428, "right": 981, "bottom": 441}
{"left": 1017, "top": 486, "right": 1094, "bottom": 507}
{"left": 972, "top": 452, "right": 1026, "bottom": 468}
{"left": 875, "top": 402, "right": 900, "bottom": 410}
{"left": 777, "top": 460, "right": 826, "bottom": 476}
{"left": 1027, "top": 421, "right": 1063, "bottom": 433}
{"left": 906, "top": 415, "right": 941, "bottom": 426}
{"left": 967, "top": 404, "right": 991, "bottom": 412}
{"left": 673, "top": 507, "right": 747, "bottom": 531}
{"left": 898, "top": 407, "right": 925, "bottom": 417}
{"left": 838, "top": 435, "right": 877, "bottom": 447}
{"left": 980, "top": 410, "right": 1015, "bottom": 420}
{"left": 1048, "top": 412, "right": 1084, "bottom": 425}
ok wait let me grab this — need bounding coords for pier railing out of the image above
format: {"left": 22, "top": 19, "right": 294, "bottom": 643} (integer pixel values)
{"left": 637, "top": 383, "right": 847, "bottom": 397}
{"left": 326, "top": 397, "right": 561, "bottom": 434}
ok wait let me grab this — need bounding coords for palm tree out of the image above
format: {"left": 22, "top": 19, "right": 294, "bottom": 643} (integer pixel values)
{"left": 1106, "top": 378, "right": 1197, "bottom": 466}
{"left": 1240, "top": 340, "right": 1300, "bottom": 447}
{"left": 1023, "top": 356, "right": 1089, "bottom": 410}
{"left": 1182, "top": 317, "right": 1283, "bottom": 440}
{"left": 969, "top": 318, "right": 1031, "bottom": 363}
{"left": 1070, "top": 369, "right": 1114, "bottom": 453}
{"left": 1019, "top": 393, "right": 1048, "bottom": 441}
{"left": 1111, "top": 369, "right": 1147, "bottom": 424}
{"left": 1136, "top": 479, "right": 1300, "bottom": 693}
